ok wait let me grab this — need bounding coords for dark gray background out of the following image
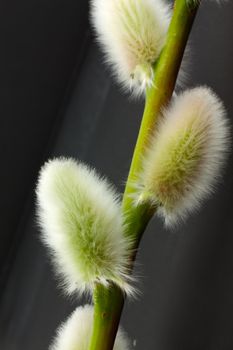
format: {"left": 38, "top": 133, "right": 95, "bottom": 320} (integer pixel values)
{"left": 0, "top": 1, "right": 233, "bottom": 349}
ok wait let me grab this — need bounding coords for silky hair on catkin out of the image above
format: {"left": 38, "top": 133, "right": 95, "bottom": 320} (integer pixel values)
{"left": 36, "top": 158, "right": 134, "bottom": 296}
{"left": 90, "top": 0, "right": 171, "bottom": 96}
{"left": 50, "top": 305, "right": 131, "bottom": 350}
{"left": 140, "top": 87, "right": 230, "bottom": 226}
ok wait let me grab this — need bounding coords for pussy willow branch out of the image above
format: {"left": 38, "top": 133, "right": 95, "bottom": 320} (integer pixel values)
{"left": 88, "top": 1, "right": 200, "bottom": 349}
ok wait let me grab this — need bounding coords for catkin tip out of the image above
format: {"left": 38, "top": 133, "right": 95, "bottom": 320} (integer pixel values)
{"left": 50, "top": 305, "right": 131, "bottom": 350}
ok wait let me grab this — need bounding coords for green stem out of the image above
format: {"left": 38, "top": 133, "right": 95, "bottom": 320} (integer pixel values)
{"left": 123, "top": 0, "right": 199, "bottom": 216}
{"left": 89, "top": 285, "right": 124, "bottom": 350}
{"left": 88, "top": 1, "right": 200, "bottom": 349}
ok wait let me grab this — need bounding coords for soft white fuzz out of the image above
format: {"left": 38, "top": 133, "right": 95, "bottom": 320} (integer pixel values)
{"left": 140, "top": 87, "right": 230, "bottom": 225}
{"left": 90, "top": 0, "right": 171, "bottom": 96}
{"left": 36, "top": 158, "right": 133, "bottom": 295}
{"left": 50, "top": 305, "right": 131, "bottom": 350}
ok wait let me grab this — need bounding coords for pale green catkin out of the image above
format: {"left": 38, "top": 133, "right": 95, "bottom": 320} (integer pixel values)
{"left": 91, "top": 0, "right": 171, "bottom": 95}
{"left": 139, "top": 87, "right": 230, "bottom": 225}
{"left": 36, "top": 158, "right": 134, "bottom": 296}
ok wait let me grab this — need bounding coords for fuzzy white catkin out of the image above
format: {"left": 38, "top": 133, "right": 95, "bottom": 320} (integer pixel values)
{"left": 140, "top": 86, "right": 230, "bottom": 226}
{"left": 36, "top": 158, "right": 133, "bottom": 296}
{"left": 90, "top": 0, "right": 171, "bottom": 96}
{"left": 50, "top": 305, "right": 131, "bottom": 350}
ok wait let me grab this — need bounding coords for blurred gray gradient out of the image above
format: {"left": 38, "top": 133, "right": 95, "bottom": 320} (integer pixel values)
{"left": 0, "top": 1, "right": 233, "bottom": 349}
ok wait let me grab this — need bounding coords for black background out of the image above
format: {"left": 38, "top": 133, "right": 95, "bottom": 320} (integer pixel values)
{"left": 0, "top": 1, "right": 233, "bottom": 349}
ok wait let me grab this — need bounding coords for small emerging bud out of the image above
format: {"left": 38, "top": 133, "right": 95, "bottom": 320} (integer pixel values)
{"left": 50, "top": 305, "right": 131, "bottom": 350}
{"left": 90, "top": 0, "right": 171, "bottom": 96}
{"left": 140, "top": 87, "right": 230, "bottom": 225}
{"left": 36, "top": 158, "right": 133, "bottom": 296}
